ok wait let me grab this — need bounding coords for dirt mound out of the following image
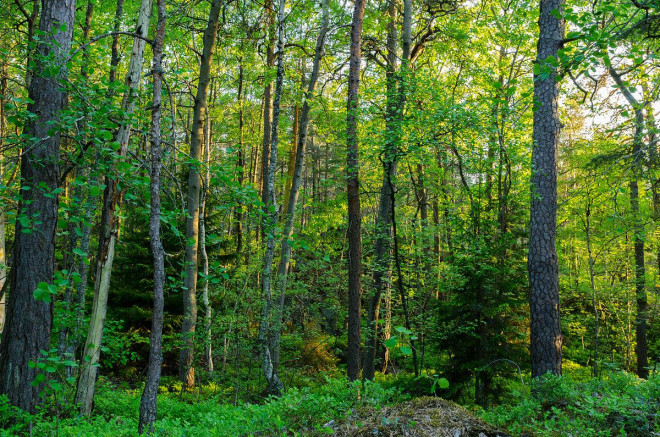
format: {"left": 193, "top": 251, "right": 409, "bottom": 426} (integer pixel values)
{"left": 324, "top": 396, "right": 512, "bottom": 436}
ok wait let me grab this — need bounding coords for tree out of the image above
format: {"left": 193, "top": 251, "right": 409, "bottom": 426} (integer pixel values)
{"left": 0, "top": 0, "right": 77, "bottom": 413}
{"left": 258, "top": 0, "right": 286, "bottom": 395}
{"left": 138, "top": 0, "right": 167, "bottom": 430}
{"left": 528, "top": 0, "right": 564, "bottom": 379}
{"left": 346, "top": 0, "right": 367, "bottom": 381}
{"left": 180, "top": 0, "right": 223, "bottom": 390}
{"left": 608, "top": 65, "right": 649, "bottom": 379}
{"left": 76, "top": 0, "right": 153, "bottom": 415}
{"left": 271, "top": 0, "right": 330, "bottom": 382}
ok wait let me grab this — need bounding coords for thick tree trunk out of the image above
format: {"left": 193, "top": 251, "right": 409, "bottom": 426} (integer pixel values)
{"left": 528, "top": 0, "right": 564, "bottom": 379}
{"left": 180, "top": 0, "right": 223, "bottom": 390}
{"left": 258, "top": 0, "right": 286, "bottom": 395}
{"left": 0, "top": 0, "right": 76, "bottom": 413}
{"left": 76, "top": 0, "right": 153, "bottom": 415}
{"left": 345, "top": 0, "right": 367, "bottom": 382}
{"left": 271, "top": 0, "right": 330, "bottom": 376}
{"left": 138, "top": 0, "right": 166, "bottom": 431}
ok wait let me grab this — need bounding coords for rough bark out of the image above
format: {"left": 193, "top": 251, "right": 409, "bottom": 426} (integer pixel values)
{"left": 346, "top": 0, "right": 367, "bottom": 382}
{"left": 138, "top": 0, "right": 166, "bottom": 431}
{"left": 528, "top": 0, "right": 564, "bottom": 379}
{"left": 180, "top": 0, "right": 223, "bottom": 389}
{"left": 0, "top": 0, "right": 76, "bottom": 413}
{"left": 76, "top": 0, "right": 153, "bottom": 415}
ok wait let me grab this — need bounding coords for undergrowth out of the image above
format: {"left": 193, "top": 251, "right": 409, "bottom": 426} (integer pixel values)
{"left": 1, "top": 370, "right": 658, "bottom": 436}
{"left": 479, "top": 371, "right": 660, "bottom": 436}
{"left": 0, "top": 376, "right": 406, "bottom": 436}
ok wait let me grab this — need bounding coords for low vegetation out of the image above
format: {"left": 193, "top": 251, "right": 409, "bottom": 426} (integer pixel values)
{"left": 1, "top": 369, "right": 658, "bottom": 436}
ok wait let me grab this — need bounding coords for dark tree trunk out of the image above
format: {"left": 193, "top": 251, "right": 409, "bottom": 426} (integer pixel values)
{"left": 0, "top": 0, "right": 76, "bottom": 413}
{"left": 345, "top": 0, "right": 367, "bottom": 382}
{"left": 138, "top": 0, "right": 166, "bottom": 431}
{"left": 528, "top": 0, "right": 564, "bottom": 379}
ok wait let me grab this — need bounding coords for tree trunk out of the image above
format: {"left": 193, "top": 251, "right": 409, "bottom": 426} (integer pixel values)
{"left": 180, "top": 0, "right": 223, "bottom": 390}
{"left": 363, "top": 0, "right": 399, "bottom": 382}
{"left": 528, "top": 0, "right": 564, "bottom": 379}
{"left": 0, "top": 0, "right": 76, "bottom": 413}
{"left": 235, "top": 62, "right": 245, "bottom": 255}
{"left": 258, "top": 0, "right": 286, "bottom": 395}
{"left": 345, "top": 0, "right": 367, "bottom": 382}
{"left": 607, "top": 67, "right": 649, "bottom": 379}
{"left": 58, "top": 0, "right": 95, "bottom": 363}
{"left": 260, "top": 0, "right": 276, "bottom": 211}
{"left": 200, "top": 105, "right": 213, "bottom": 373}
{"left": 364, "top": 0, "right": 412, "bottom": 381}
{"left": 584, "top": 199, "right": 599, "bottom": 377}
{"left": 138, "top": 0, "right": 166, "bottom": 431}
{"left": 271, "top": 0, "right": 330, "bottom": 376}
{"left": 76, "top": 0, "right": 153, "bottom": 415}
{"left": 0, "top": 60, "right": 7, "bottom": 334}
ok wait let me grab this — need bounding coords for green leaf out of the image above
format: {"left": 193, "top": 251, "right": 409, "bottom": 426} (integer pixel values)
{"left": 73, "top": 248, "right": 87, "bottom": 257}
{"left": 383, "top": 337, "right": 398, "bottom": 348}
{"left": 400, "top": 346, "right": 412, "bottom": 355}
{"left": 437, "top": 378, "right": 449, "bottom": 389}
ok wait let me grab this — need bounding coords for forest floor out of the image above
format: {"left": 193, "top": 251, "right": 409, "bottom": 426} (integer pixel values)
{"left": 0, "top": 370, "right": 658, "bottom": 436}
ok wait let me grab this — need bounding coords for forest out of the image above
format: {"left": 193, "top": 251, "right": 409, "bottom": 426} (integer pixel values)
{"left": 0, "top": 0, "right": 659, "bottom": 435}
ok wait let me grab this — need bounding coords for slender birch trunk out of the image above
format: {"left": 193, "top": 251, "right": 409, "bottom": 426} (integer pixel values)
{"left": 76, "top": 0, "right": 153, "bottom": 415}
{"left": 139, "top": 0, "right": 166, "bottom": 430}
{"left": 200, "top": 111, "right": 213, "bottom": 372}
{"left": 258, "top": 0, "right": 286, "bottom": 395}
{"left": 271, "top": 0, "right": 330, "bottom": 376}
